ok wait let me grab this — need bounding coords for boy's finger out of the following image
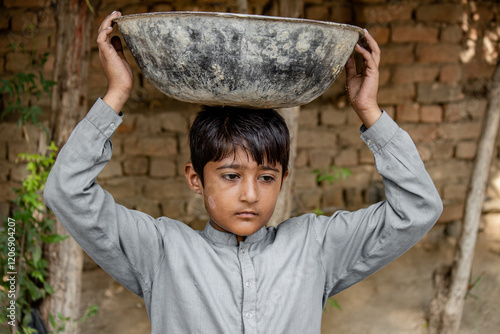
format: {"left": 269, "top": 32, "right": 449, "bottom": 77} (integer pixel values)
{"left": 354, "top": 44, "right": 377, "bottom": 71}
{"left": 98, "top": 11, "right": 121, "bottom": 33}
{"left": 111, "top": 36, "right": 126, "bottom": 60}
{"left": 362, "top": 29, "right": 381, "bottom": 65}
{"left": 345, "top": 55, "right": 357, "bottom": 80}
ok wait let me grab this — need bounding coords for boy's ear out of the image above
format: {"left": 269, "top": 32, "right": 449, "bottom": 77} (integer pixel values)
{"left": 280, "top": 170, "right": 290, "bottom": 190}
{"left": 184, "top": 162, "right": 203, "bottom": 194}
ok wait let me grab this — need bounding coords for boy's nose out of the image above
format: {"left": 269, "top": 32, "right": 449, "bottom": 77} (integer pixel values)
{"left": 239, "top": 179, "right": 258, "bottom": 203}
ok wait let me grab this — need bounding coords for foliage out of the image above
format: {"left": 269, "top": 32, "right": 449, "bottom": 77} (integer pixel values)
{"left": 0, "top": 143, "right": 66, "bottom": 330}
{"left": 0, "top": 44, "right": 56, "bottom": 132}
{"left": 313, "top": 166, "right": 352, "bottom": 186}
{"left": 0, "top": 43, "right": 94, "bottom": 333}
{"left": 312, "top": 166, "right": 352, "bottom": 312}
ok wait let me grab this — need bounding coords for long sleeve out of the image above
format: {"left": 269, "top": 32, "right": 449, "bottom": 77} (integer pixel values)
{"left": 311, "top": 111, "right": 443, "bottom": 298}
{"left": 43, "top": 98, "right": 165, "bottom": 298}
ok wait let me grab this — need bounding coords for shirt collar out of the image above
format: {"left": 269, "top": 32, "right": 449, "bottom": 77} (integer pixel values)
{"left": 202, "top": 221, "right": 267, "bottom": 246}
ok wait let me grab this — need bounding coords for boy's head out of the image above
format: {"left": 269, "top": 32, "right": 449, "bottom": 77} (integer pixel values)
{"left": 184, "top": 106, "right": 290, "bottom": 241}
{"left": 188, "top": 106, "right": 290, "bottom": 185}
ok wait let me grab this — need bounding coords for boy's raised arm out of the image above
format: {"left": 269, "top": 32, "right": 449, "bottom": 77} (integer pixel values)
{"left": 43, "top": 12, "right": 165, "bottom": 298}
{"left": 311, "top": 30, "right": 443, "bottom": 297}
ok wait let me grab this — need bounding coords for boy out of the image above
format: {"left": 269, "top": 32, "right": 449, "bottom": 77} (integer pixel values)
{"left": 44, "top": 11, "right": 443, "bottom": 334}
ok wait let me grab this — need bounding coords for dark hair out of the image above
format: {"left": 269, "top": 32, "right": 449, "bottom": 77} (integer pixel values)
{"left": 189, "top": 106, "right": 290, "bottom": 185}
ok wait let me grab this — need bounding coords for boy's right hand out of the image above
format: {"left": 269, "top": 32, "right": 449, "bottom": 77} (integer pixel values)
{"left": 98, "top": 11, "right": 133, "bottom": 114}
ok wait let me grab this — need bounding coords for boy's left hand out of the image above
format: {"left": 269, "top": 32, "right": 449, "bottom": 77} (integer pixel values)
{"left": 345, "top": 29, "right": 381, "bottom": 128}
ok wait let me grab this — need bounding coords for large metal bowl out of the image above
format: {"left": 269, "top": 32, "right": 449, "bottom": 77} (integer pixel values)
{"left": 115, "top": 12, "right": 363, "bottom": 108}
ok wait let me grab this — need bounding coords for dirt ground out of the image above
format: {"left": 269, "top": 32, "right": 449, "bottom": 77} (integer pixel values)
{"left": 78, "top": 222, "right": 500, "bottom": 334}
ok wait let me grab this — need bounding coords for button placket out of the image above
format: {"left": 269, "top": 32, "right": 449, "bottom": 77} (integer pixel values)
{"left": 238, "top": 242, "right": 257, "bottom": 333}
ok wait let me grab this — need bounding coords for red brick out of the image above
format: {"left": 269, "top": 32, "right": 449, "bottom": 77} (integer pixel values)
{"left": 466, "top": 98, "right": 488, "bottom": 120}
{"left": 440, "top": 64, "right": 463, "bottom": 82}
{"left": 123, "top": 156, "right": 149, "bottom": 175}
{"left": 438, "top": 121, "right": 482, "bottom": 141}
{"left": 151, "top": 4, "right": 174, "bottom": 12}
{"left": 297, "top": 129, "right": 337, "bottom": 149}
{"left": 440, "top": 24, "right": 463, "bottom": 43}
{"left": 397, "top": 102, "right": 420, "bottom": 123}
{"left": 443, "top": 183, "right": 468, "bottom": 201}
{"left": 416, "top": 143, "right": 432, "bottom": 162}
{"left": 421, "top": 105, "right": 443, "bottom": 123}
{"left": 456, "top": 141, "right": 477, "bottom": 160}
{"left": 476, "top": 4, "right": 495, "bottom": 22}
{"left": 427, "top": 160, "right": 471, "bottom": 183}
{"left": 4, "top": 0, "right": 46, "bottom": 7}
{"left": 434, "top": 141, "right": 454, "bottom": 160}
{"left": 404, "top": 124, "right": 438, "bottom": 142}
{"left": 417, "top": 83, "right": 463, "bottom": 104}
{"left": 330, "top": 4, "right": 353, "bottom": 24}
{"left": 309, "top": 150, "right": 333, "bottom": 169}
{"left": 464, "top": 62, "right": 495, "bottom": 80}
{"left": 378, "top": 84, "right": 416, "bottom": 105}
{"left": 124, "top": 136, "right": 178, "bottom": 157}
{"left": 305, "top": 5, "right": 330, "bottom": 21}
{"left": 416, "top": 3, "right": 463, "bottom": 23}
{"left": 438, "top": 203, "right": 464, "bottom": 223}
{"left": 99, "top": 160, "right": 122, "bottom": 179}
{"left": 299, "top": 107, "right": 319, "bottom": 128}
{"left": 322, "top": 109, "right": 348, "bottom": 126}
{"left": 4, "top": 52, "right": 31, "bottom": 73}
{"left": 334, "top": 149, "right": 358, "bottom": 167}
{"left": 392, "top": 65, "right": 439, "bottom": 84}
{"left": 380, "top": 44, "right": 415, "bottom": 65}
{"left": 150, "top": 158, "right": 176, "bottom": 178}
{"left": 392, "top": 23, "right": 439, "bottom": 43}
{"left": 416, "top": 44, "right": 462, "bottom": 63}
{"left": 354, "top": 3, "right": 413, "bottom": 24}
{"left": 379, "top": 67, "right": 391, "bottom": 85}
{"left": 365, "top": 24, "right": 390, "bottom": 45}
{"left": 444, "top": 102, "right": 466, "bottom": 122}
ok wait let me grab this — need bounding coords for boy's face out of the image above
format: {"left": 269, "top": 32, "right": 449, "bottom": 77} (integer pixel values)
{"left": 185, "top": 147, "right": 288, "bottom": 242}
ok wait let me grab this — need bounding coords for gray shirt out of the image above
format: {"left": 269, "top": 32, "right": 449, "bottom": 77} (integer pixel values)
{"left": 44, "top": 98, "right": 443, "bottom": 334}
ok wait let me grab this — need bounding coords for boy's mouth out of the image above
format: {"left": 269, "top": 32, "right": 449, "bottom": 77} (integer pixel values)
{"left": 236, "top": 211, "right": 258, "bottom": 218}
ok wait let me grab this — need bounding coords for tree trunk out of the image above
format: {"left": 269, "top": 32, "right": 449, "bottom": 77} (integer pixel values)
{"left": 41, "top": 1, "right": 99, "bottom": 332}
{"left": 428, "top": 57, "right": 500, "bottom": 334}
{"left": 266, "top": 0, "right": 304, "bottom": 226}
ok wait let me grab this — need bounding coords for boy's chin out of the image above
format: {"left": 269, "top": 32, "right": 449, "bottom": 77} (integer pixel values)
{"left": 210, "top": 219, "right": 266, "bottom": 237}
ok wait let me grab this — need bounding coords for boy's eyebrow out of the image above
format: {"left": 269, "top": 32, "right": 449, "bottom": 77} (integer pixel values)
{"left": 216, "top": 164, "right": 281, "bottom": 173}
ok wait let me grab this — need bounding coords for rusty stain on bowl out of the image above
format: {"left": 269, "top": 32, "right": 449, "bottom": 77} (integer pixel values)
{"left": 115, "top": 11, "right": 363, "bottom": 109}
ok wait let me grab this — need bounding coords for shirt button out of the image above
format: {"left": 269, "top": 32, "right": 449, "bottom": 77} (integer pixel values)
{"left": 240, "top": 248, "right": 245, "bottom": 253}
{"left": 245, "top": 281, "right": 252, "bottom": 287}
{"left": 367, "top": 139, "right": 372, "bottom": 146}
{"left": 245, "top": 312, "right": 253, "bottom": 318}
{"left": 110, "top": 123, "right": 116, "bottom": 130}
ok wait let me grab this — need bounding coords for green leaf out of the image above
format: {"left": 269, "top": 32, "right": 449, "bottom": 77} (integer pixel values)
{"left": 30, "top": 270, "right": 44, "bottom": 282}
{"left": 41, "top": 234, "right": 69, "bottom": 243}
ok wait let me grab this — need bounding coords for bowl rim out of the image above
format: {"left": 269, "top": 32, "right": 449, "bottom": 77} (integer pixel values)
{"left": 114, "top": 11, "right": 364, "bottom": 36}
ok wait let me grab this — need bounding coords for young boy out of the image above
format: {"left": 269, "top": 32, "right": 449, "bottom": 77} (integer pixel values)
{"left": 44, "top": 11, "right": 443, "bottom": 334}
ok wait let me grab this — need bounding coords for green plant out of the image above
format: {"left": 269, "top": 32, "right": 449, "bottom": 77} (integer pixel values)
{"left": 0, "top": 43, "right": 78, "bottom": 332}
{"left": 323, "top": 298, "right": 342, "bottom": 313}
{"left": 0, "top": 43, "right": 56, "bottom": 147}
{"left": 313, "top": 166, "right": 352, "bottom": 186}
{"left": 0, "top": 142, "right": 66, "bottom": 329}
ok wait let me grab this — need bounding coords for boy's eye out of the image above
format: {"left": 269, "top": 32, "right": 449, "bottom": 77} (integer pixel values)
{"left": 259, "top": 175, "right": 276, "bottom": 183}
{"left": 222, "top": 173, "right": 239, "bottom": 181}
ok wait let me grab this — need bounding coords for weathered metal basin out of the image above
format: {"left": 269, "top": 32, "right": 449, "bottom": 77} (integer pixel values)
{"left": 115, "top": 12, "right": 363, "bottom": 108}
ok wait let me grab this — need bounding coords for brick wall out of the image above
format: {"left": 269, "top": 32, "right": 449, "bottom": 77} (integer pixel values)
{"left": 1, "top": 0, "right": 499, "bottom": 233}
